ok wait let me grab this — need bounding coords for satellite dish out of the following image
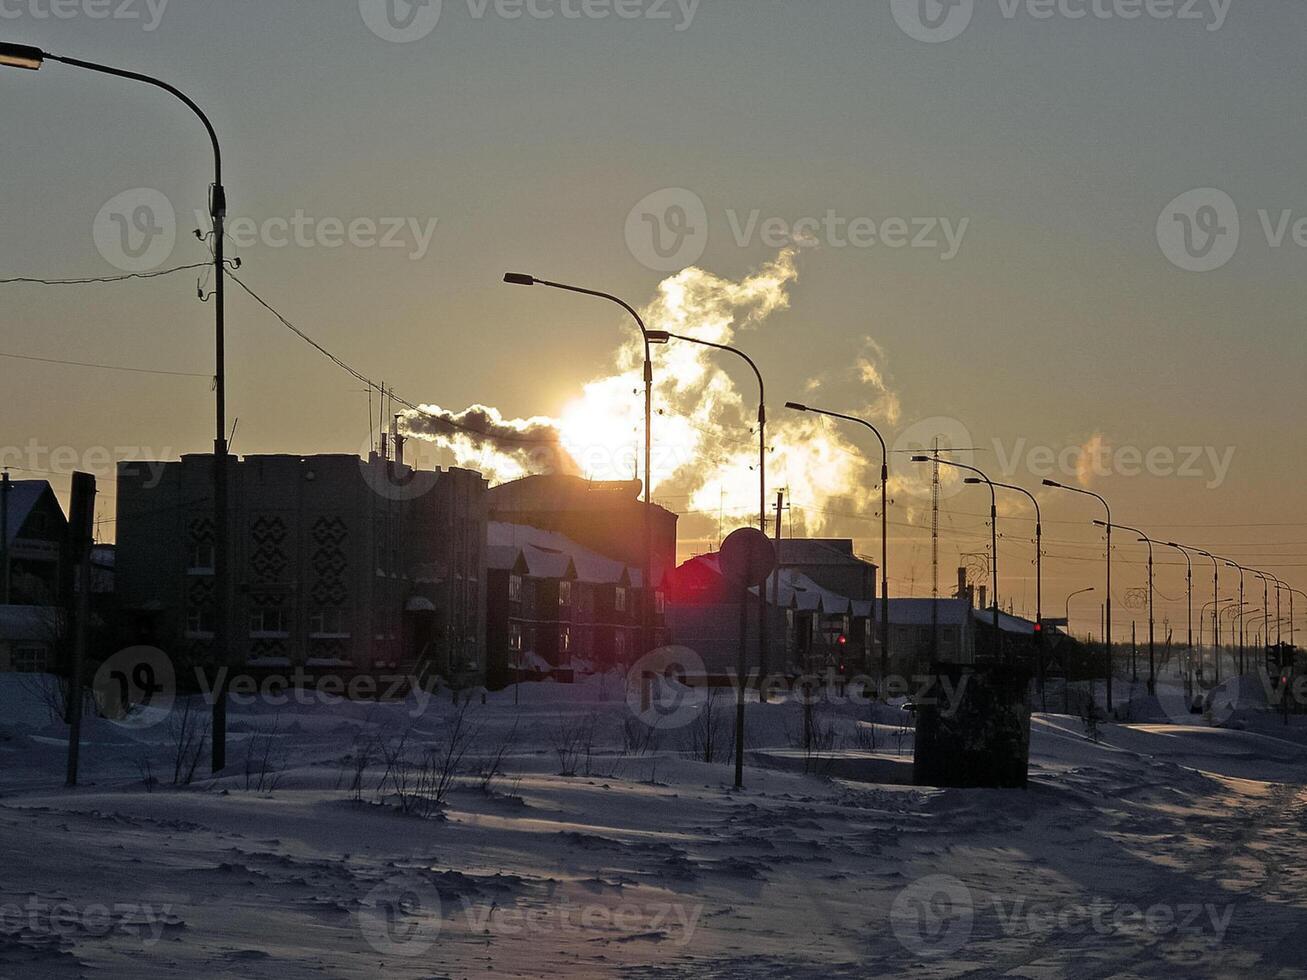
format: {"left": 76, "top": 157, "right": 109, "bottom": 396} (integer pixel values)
{"left": 720, "top": 527, "right": 777, "bottom": 587}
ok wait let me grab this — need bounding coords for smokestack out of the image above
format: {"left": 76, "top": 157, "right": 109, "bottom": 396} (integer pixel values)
{"left": 957, "top": 567, "right": 967, "bottom": 600}
{"left": 380, "top": 433, "right": 388, "bottom": 462}
{"left": 392, "top": 414, "right": 405, "bottom": 467}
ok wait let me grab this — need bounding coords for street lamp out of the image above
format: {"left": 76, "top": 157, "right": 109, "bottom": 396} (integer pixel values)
{"left": 651, "top": 330, "right": 769, "bottom": 685}
{"left": 1289, "top": 588, "right": 1305, "bottom": 652}
{"left": 1100, "top": 522, "right": 1155, "bottom": 694}
{"left": 1192, "top": 549, "right": 1221, "bottom": 683}
{"left": 1222, "top": 560, "right": 1250, "bottom": 673}
{"left": 1044, "top": 481, "right": 1113, "bottom": 711}
{"left": 1200, "top": 597, "right": 1233, "bottom": 650}
{"left": 1251, "top": 569, "right": 1273, "bottom": 664}
{"left": 986, "top": 480, "right": 1044, "bottom": 704}
{"left": 2, "top": 41, "right": 232, "bottom": 772}
{"left": 1161, "top": 542, "right": 1194, "bottom": 692}
{"left": 787, "top": 403, "right": 890, "bottom": 694}
{"left": 1065, "top": 586, "right": 1094, "bottom": 633}
{"left": 914, "top": 456, "right": 1001, "bottom": 650}
{"left": 503, "top": 274, "right": 667, "bottom": 663}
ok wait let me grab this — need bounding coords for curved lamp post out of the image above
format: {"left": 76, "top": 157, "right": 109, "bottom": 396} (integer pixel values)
{"left": 1101, "top": 522, "right": 1155, "bottom": 694}
{"left": 1221, "top": 560, "right": 1250, "bottom": 673}
{"left": 1065, "top": 586, "right": 1094, "bottom": 634}
{"left": 1161, "top": 542, "right": 1194, "bottom": 691}
{"left": 915, "top": 457, "right": 1001, "bottom": 650}
{"left": 987, "top": 480, "right": 1044, "bottom": 703}
{"left": 787, "top": 403, "right": 890, "bottom": 694}
{"left": 503, "top": 274, "right": 667, "bottom": 662}
{"left": 651, "top": 331, "right": 769, "bottom": 685}
{"left": 1, "top": 41, "right": 231, "bottom": 772}
{"left": 1043, "top": 481, "right": 1113, "bottom": 710}
{"left": 1193, "top": 549, "right": 1221, "bottom": 682}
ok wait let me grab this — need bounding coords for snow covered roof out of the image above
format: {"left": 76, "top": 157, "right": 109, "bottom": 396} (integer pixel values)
{"left": 971, "top": 606, "right": 1038, "bottom": 635}
{"left": 756, "top": 568, "right": 854, "bottom": 615}
{"left": 488, "top": 522, "right": 639, "bottom": 586}
{"left": 3, "top": 481, "right": 61, "bottom": 547}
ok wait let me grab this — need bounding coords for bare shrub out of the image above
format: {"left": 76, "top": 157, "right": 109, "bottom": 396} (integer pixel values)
{"left": 375, "top": 702, "right": 482, "bottom": 816}
{"left": 242, "top": 715, "right": 288, "bottom": 793}
{"left": 552, "top": 712, "right": 598, "bottom": 776}
{"left": 682, "top": 687, "right": 732, "bottom": 764}
{"left": 475, "top": 718, "right": 519, "bottom": 794}
{"left": 622, "top": 716, "right": 660, "bottom": 757}
{"left": 166, "top": 698, "right": 209, "bottom": 785}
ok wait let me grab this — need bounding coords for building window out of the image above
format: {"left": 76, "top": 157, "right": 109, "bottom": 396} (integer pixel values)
{"left": 558, "top": 580, "right": 572, "bottom": 608}
{"left": 12, "top": 645, "right": 47, "bottom": 673}
{"left": 558, "top": 625, "right": 572, "bottom": 654}
{"left": 250, "top": 608, "right": 287, "bottom": 636}
{"left": 188, "top": 540, "right": 214, "bottom": 573}
{"left": 309, "top": 607, "right": 347, "bottom": 636}
{"left": 614, "top": 586, "right": 627, "bottom": 613}
{"left": 508, "top": 574, "right": 523, "bottom": 603}
{"left": 186, "top": 606, "right": 214, "bottom": 637}
{"left": 509, "top": 622, "right": 523, "bottom": 652}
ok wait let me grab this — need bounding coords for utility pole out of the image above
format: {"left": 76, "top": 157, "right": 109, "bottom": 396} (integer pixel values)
{"left": 65, "top": 472, "right": 96, "bottom": 787}
{"left": 764, "top": 488, "right": 784, "bottom": 701}
{"left": 1, "top": 470, "right": 10, "bottom": 605}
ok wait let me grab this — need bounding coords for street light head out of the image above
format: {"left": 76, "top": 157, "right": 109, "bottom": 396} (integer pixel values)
{"left": 784, "top": 401, "right": 808, "bottom": 412}
{"left": 1137, "top": 537, "right": 1148, "bottom": 544}
{"left": 502, "top": 272, "right": 535, "bottom": 286}
{"left": 1041, "top": 479, "right": 1062, "bottom": 488}
{"left": 910, "top": 455, "right": 930, "bottom": 463}
{"left": 964, "top": 477, "right": 981, "bottom": 485}
{"left": 0, "top": 42, "right": 44, "bottom": 70}
{"left": 1092, "top": 519, "right": 1107, "bottom": 527}
{"left": 646, "top": 330, "right": 671, "bottom": 345}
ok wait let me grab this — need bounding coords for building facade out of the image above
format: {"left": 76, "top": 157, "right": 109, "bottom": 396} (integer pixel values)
{"left": 0, "top": 480, "right": 70, "bottom": 673}
{"left": 484, "top": 522, "right": 648, "bottom": 688}
{"left": 116, "top": 453, "right": 488, "bottom": 680}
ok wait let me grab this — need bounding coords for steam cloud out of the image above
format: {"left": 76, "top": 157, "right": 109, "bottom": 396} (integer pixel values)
{"left": 402, "top": 249, "right": 900, "bottom": 533}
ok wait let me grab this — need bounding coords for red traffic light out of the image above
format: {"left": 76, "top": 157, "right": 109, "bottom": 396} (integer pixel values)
{"left": 837, "top": 634, "right": 847, "bottom": 646}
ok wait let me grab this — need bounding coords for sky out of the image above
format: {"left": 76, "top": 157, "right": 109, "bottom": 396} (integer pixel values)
{"left": 1, "top": 0, "right": 1304, "bottom": 641}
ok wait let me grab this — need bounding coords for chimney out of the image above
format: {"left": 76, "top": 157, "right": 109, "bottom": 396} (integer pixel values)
{"left": 978, "top": 586, "right": 987, "bottom": 610}
{"left": 392, "top": 414, "right": 405, "bottom": 467}
{"left": 956, "top": 566, "right": 967, "bottom": 600}
{"left": 379, "top": 433, "right": 388, "bottom": 462}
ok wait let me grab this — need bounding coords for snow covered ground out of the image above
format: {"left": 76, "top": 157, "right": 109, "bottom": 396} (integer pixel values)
{"left": 2, "top": 665, "right": 1306, "bottom": 979}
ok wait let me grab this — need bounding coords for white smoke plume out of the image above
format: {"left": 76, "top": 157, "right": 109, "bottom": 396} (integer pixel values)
{"left": 401, "top": 250, "right": 895, "bottom": 532}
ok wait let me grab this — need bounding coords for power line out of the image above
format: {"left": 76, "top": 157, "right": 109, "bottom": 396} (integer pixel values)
{"left": 0, "top": 263, "right": 212, "bottom": 286}
{"left": 0, "top": 349, "right": 211, "bottom": 378}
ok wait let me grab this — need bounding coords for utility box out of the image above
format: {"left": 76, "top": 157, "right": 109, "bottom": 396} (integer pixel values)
{"left": 913, "top": 663, "right": 1031, "bottom": 789}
